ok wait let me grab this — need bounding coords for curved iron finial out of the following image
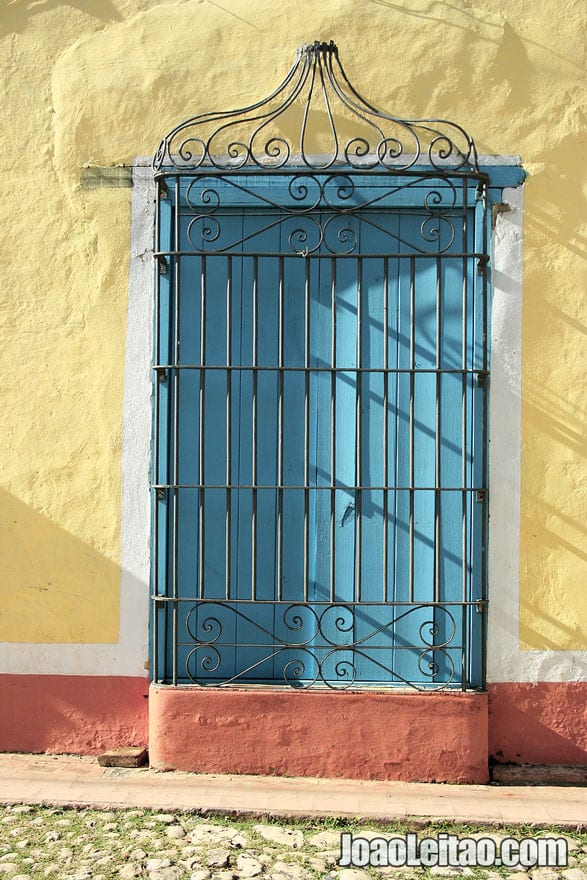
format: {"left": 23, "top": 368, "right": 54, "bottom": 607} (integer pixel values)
{"left": 153, "top": 40, "right": 479, "bottom": 174}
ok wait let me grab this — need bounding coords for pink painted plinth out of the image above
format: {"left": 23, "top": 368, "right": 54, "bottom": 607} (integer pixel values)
{"left": 0, "top": 675, "right": 149, "bottom": 754}
{"left": 149, "top": 685, "right": 489, "bottom": 783}
{"left": 489, "top": 682, "right": 587, "bottom": 765}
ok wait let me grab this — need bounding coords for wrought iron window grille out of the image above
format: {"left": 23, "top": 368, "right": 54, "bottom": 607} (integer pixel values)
{"left": 152, "top": 40, "right": 490, "bottom": 692}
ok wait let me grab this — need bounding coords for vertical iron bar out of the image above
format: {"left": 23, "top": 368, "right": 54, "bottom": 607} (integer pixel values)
{"left": 171, "top": 178, "right": 180, "bottom": 686}
{"left": 480, "top": 181, "right": 489, "bottom": 689}
{"left": 330, "top": 257, "right": 336, "bottom": 602}
{"left": 303, "top": 257, "right": 310, "bottom": 603}
{"left": 252, "top": 256, "right": 258, "bottom": 602}
{"left": 382, "top": 257, "right": 389, "bottom": 602}
{"left": 393, "top": 260, "right": 401, "bottom": 608}
{"left": 461, "top": 181, "right": 469, "bottom": 689}
{"left": 198, "top": 255, "right": 206, "bottom": 604}
{"left": 225, "top": 256, "right": 232, "bottom": 600}
{"left": 355, "top": 257, "right": 362, "bottom": 603}
{"left": 409, "top": 257, "right": 415, "bottom": 603}
{"left": 153, "top": 183, "right": 162, "bottom": 683}
{"left": 434, "top": 256, "right": 441, "bottom": 604}
{"left": 277, "top": 256, "right": 284, "bottom": 601}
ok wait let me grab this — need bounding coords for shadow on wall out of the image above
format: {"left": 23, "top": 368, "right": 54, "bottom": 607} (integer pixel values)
{"left": 0, "top": 488, "right": 150, "bottom": 752}
{"left": 0, "top": 488, "right": 122, "bottom": 644}
{"left": 488, "top": 682, "right": 587, "bottom": 765}
{"left": 518, "top": 146, "right": 587, "bottom": 651}
{"left": 367, "top": 0, "right": 581, "bottom": 71}
{"left": 0, "top": 0, "right": 123, "bottom": 36}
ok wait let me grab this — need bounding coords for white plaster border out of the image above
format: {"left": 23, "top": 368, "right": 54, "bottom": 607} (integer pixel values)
{"left": 487, "top": 185, "right": 587, "bottom": 683}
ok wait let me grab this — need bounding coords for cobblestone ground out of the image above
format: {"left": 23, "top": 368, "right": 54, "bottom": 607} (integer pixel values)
{"left": 0, "top": 805, "right": 585, "bottom": 880}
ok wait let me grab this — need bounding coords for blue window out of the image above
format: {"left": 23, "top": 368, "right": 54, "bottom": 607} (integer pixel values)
{"left": 152, "top": 170, "right": 492, "bottom": 690}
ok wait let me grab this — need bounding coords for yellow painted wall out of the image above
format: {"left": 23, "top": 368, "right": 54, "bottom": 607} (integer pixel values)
{"left": 0, "top": 0, "right": 584, "bottom": 648}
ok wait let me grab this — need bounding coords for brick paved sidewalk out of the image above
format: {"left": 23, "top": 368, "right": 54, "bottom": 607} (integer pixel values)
{"left": 0, "top": 754, "right": 585, "bottom": 828}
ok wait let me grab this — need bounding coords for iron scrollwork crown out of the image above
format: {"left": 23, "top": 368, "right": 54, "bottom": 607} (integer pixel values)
{"left": 153, "top": 40, "right": 479, "bottom": 174}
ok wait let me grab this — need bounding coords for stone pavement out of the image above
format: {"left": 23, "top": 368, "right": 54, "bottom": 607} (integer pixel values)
{"left": 0, "top": 802, "right": 584, "bottom": 880}
{"left": 0, "top": 755, "right": 586, "bottom": 829}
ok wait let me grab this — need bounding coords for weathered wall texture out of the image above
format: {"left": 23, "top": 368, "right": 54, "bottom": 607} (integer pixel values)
{"left": 0, "top": 0, "right": 584, "bottom": 705}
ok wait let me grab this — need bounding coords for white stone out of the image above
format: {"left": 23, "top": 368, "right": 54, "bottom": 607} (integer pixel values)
{"left": 190, "top": 872, "right": 210, "bottom": 880}
{"left": 146, "top": 858, "right": 172, "bottom": 872}
{"left": 153, "top": 815, "right": 177, "bottom": 825}
{"left": 307, "top": 858, "right": 327, "bottom": 873}
{"left": 206, "top": 848, "right": 230, "bottom": 868}
{"left": 130, "top": 849, "right": 147, "bottom": 861}
{"left": 308, "top": 831, "right": 342, "bottom": 849}
{"left": 189, "top": 825, "right": 235, "bottom": 844}
{"left": 236, "top": 854, "right": 263, "bottom": 877}
{"left": 0, "top": 869, "right": 18, "bottom": 877}
{"left": 253, "top": 825, "right": 304, "bottom": 848}
{"left": 562, "top": 871, "right": 587, "bottom": 880}
{"left": 182, "top": 854, "right": 203, "bottom": 869}
{"left": 118, "top": 866, "right": 141, "bottom": 879}
{"left": 166, "top": 826, "right": 186, "bottom": 839}
{"left": 530, "top": 870, "right": 561, "bottom": 880}
{"left": 149, "top": 870, "right": 183, "bottom": 880}
{"left": 337, "top": 870, "right": 372, "bottom": 880}
{"left": 270, "top": 862, "right": 305, "bottom": 879}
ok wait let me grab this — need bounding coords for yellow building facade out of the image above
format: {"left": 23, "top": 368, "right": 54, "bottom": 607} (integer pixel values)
{"left": 0, "top": 0, "right": 585, "bottom": 777}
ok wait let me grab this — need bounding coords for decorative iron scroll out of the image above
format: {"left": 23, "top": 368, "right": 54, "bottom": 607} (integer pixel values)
{"left": 181, "top": 602, "right": 460, "bottom": 691}
{"left": 182, "top": 172, "right": 462, "bottom": 255}
{"left": 154, "top": 41, "right": 479, "bottom": 174}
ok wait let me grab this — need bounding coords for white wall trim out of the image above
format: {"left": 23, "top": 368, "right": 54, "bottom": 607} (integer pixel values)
{"left": 487, "top": 185, "right": 587, "bottom": 683}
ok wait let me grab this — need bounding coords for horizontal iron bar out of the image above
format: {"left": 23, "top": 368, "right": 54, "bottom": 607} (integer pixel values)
{"left": 153, "top": 365, "right": 490, "bottom": 376}
{"left": 153, "top": 597, "right": 488, "bottom": 606}
{"left": 154, "top": 249, "right": 486, "bottom": 260}
{"left": 155, "top": 168, "right": 491, "bottom": 184}
{"left": 151, "top": 484, "right": 486, "bottom": 491}
{"left": 176, "top": 642, "right": 465, "bottom": 650}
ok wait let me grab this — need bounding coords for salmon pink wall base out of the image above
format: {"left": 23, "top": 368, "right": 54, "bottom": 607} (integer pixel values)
{"left": 0, "top": 675, "right": 149, "bottom": 754}
{"left": 149, "top": 686, "right": 489, "bottom": 783}
{"left": 488, "top": 683, "right": 587, "bottom": 766}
